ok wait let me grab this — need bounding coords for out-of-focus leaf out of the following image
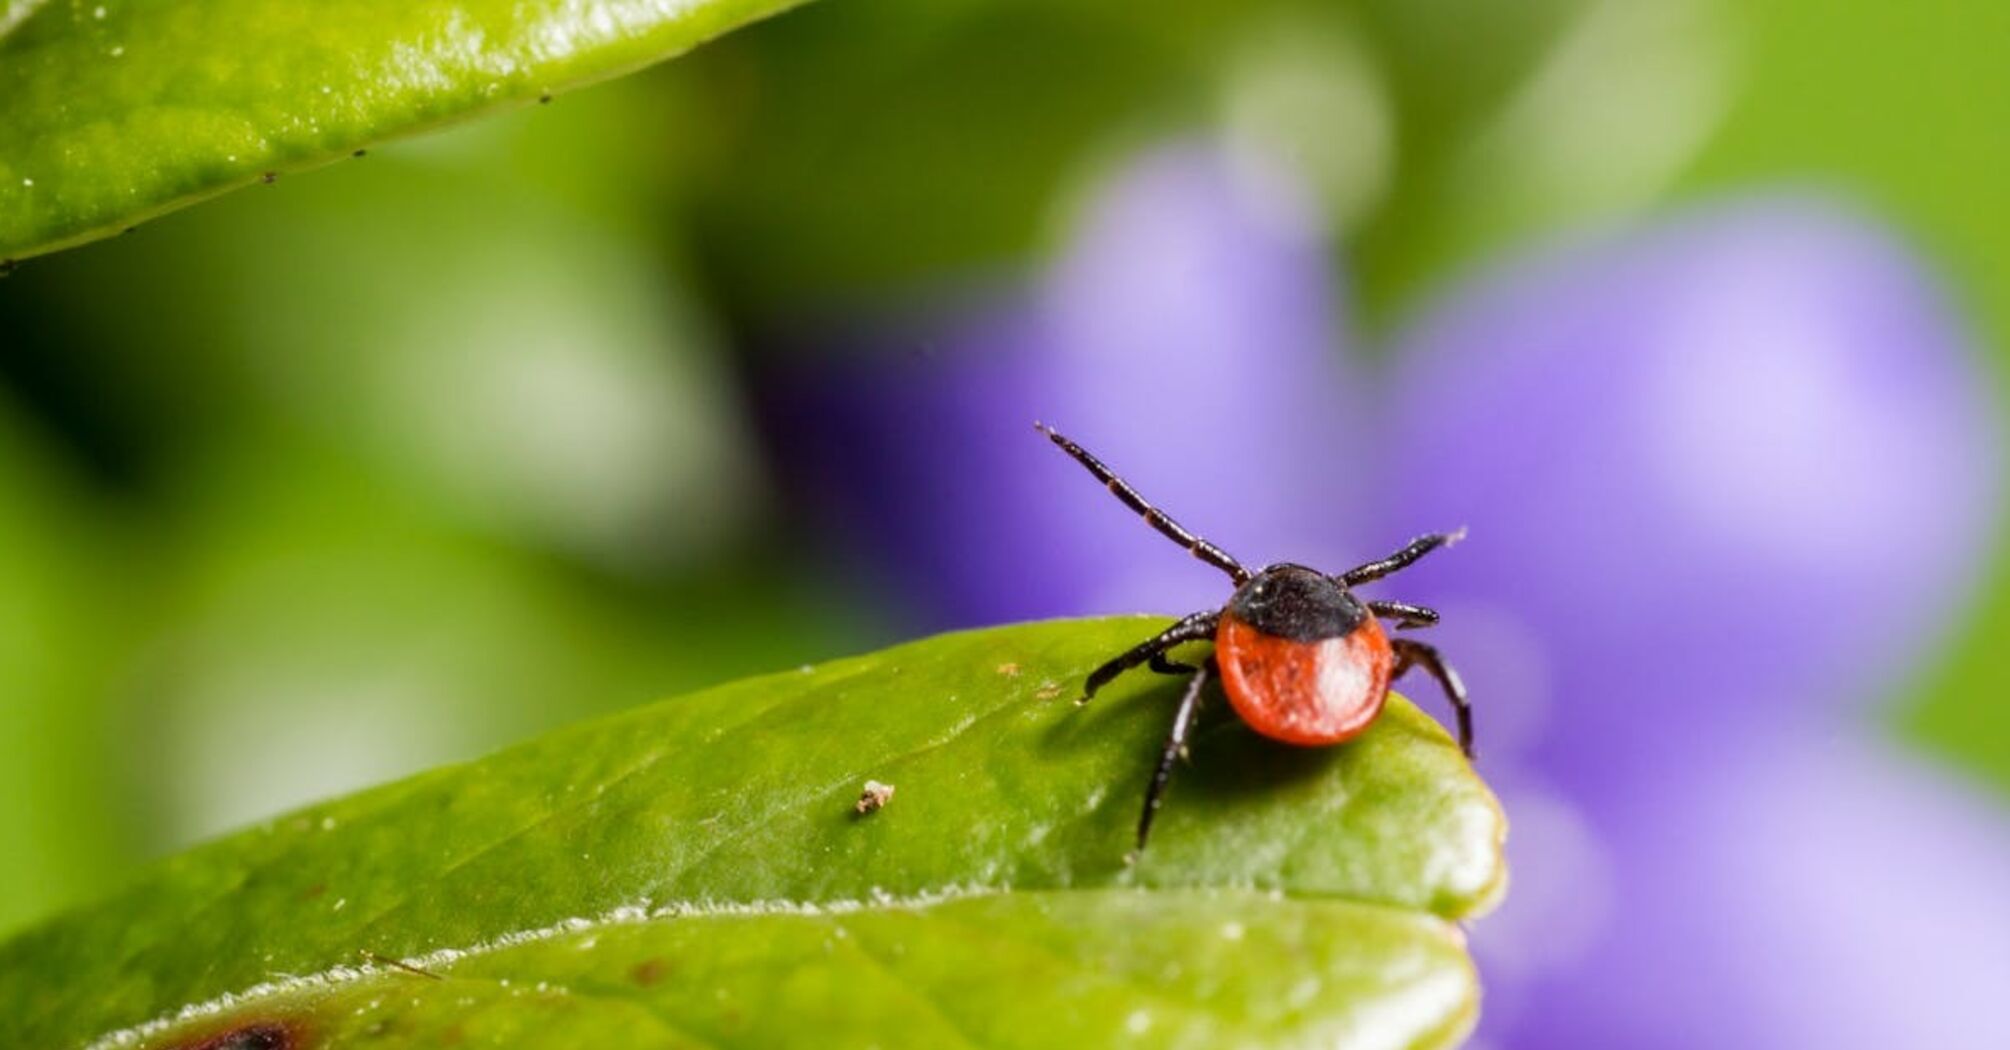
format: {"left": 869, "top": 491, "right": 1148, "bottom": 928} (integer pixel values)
{"left": 0, "top": 0, "right": 813, "bottom": 261}
{"left": 671, "top": 0, "right": 1231, "bottom": 315}
{"left": 0, "top": 0, "right": 48, "bottom": 40}
{"left": 0, "top": 617, "right": 1504, "bottom": 1048}
{"left": 661, "top": 0, "right": 1623, "bottom": 321}
{"left": 0, "top": 402, "right": 129, "bottom": 937}
{"left": 1350, "top": 0, "right": 1735, "bottom": 324}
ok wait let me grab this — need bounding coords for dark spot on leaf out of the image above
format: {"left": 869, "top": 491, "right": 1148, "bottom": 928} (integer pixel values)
{"left": 166, "top": 1020, "right": 301, "bottom": 1050}
{"left": 300, "top": 882, "right": 326, "bottom": 901}
{"left": 631, "top": 957, "right": 669, "bottom": 986}
{"left": 352, "top": 149, "right": 368, "bottom": 158}
{"left": 122, "top": 226, "right": 137, "bottom": 235}
{"left": 538, "top": 93, "right": 553, "bottom": 104}
{"left": 260, "top": 172, "right": 278, "bottom": 184}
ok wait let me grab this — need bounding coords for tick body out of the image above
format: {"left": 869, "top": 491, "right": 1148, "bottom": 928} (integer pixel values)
{"left": 1037, "top": 423, "right": 1472, "bottom": 853}
{"left": 1217, "top": 566, "right": 1393, "bottom": 746}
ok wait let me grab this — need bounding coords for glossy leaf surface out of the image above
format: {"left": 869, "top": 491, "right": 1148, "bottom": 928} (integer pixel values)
{"left": 0, "top": 0, "right": 810, "bottom": 260}
{"left": 0, "top": 617, "right": 1504, "bottom": 1048}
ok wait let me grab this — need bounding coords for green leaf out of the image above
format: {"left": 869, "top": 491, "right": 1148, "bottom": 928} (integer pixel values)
{"left": 0, "top": 0, "right": 812, "bottom": 262}
{"left": 0, "top": 617, "right": 1505, "bottom": 1048}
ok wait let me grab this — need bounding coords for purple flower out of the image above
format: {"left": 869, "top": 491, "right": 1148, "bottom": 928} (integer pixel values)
{"left": 761, "top": 142, "right": 2009, "bottom": 1047}
{"left": 1384, "top": 199, "right": 2001, "bottom": 774}
{"left": 1481, "top": 727, "right": 2010, "bottom": 1049}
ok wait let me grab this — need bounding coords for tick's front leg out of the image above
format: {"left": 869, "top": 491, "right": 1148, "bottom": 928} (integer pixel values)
{"left": 1081, "top": 610, "right": 1219, "bottom": 703}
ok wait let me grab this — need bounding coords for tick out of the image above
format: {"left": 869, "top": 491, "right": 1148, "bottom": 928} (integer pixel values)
{"left": 1037, "top": 423, "right": 1473, "bottom": 853}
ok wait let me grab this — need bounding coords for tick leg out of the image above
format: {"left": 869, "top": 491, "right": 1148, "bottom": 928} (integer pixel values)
{"left": 1340, "top": 530, "right": 1465, "bottom": 586}
{"left": 1392, "top": 638, "right": 1473, "bottom": 759}
{"left": 1148, "top": 652, "right": 1195, "bottom": 676}
{"left": 1137, "top": 660, "right": 1212, "bottom": 853}
{"left": 1082, "top": 610, "right": 1218, "bottom": 702}
{"left": 1037, "top": 424, "right": 1251, "bottom": 584}
{"left": 1368, "top": 599, "right": 1438, "bottom": 629}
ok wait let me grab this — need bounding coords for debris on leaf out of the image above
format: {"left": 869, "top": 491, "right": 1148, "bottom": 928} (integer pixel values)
{"left": 361, "top": 948, "right": 444, "bottom": 980}
{"left": 854, "top": 780, "right": 896, "bottom": 815}
{"left": 996, "top": 662, "right": 1021, "bottom": 677}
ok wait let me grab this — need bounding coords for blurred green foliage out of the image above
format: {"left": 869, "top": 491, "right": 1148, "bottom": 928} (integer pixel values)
{"left": 665, "top": 0, "right": 1609, "bottom": 319}
{"left": 0, "top": 84, "right": 882, "bottom": 934}
{"left": 0, "top": 0, "right": 2005, "bottom": 941}
{"left": 0, "top": 407, "right": 125, "bottom": 931}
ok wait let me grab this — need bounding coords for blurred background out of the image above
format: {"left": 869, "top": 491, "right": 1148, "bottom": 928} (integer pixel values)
{"left": 3, "top": 0, "right": 2008, "bottom": 1046}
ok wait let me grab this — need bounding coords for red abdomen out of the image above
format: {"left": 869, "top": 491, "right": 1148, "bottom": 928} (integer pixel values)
{"left": 1216, "top": 612, "right": 1393, "bottom": 746}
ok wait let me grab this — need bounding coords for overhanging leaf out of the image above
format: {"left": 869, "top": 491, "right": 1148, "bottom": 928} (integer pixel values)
{"left": 0, "top": 617, "right": 1505, "bottom": 1048}
{"left": 0, "top": 0, "right": 813, "bottom": 262}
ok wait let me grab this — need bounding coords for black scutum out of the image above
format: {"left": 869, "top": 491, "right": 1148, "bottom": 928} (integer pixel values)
{"left": 1227, "top": 565, "right": 1366, "bottom": 642}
